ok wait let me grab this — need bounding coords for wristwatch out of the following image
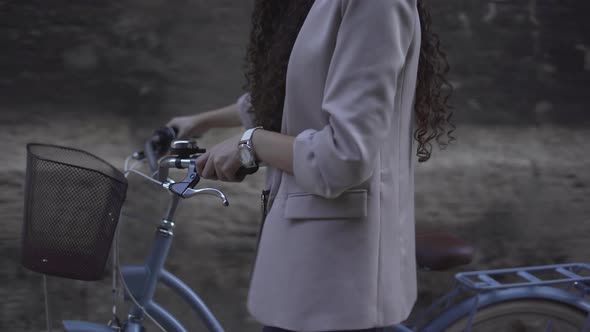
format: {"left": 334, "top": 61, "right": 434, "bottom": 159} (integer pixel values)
{"left": 238, "top": 126, "right": 263, "bottom": 169}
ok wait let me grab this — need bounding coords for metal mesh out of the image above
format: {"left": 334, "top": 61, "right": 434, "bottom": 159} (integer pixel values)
{"left": 21, "top": 143, "right": 128, "bottom": 281}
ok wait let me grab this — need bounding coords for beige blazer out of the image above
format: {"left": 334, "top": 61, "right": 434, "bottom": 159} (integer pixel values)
{"left": 236, "top": 0, "right": 421, "bottom": 330}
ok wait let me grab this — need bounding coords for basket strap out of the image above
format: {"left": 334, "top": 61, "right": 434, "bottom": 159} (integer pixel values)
{"left": 43, "top": 274, "right": 53, "bottom": 332}
{"left": 109, "top": 228, "right": 122, "bottom": 329}
{"left": 112, "top": 229, "right": 118, "bottom": 316}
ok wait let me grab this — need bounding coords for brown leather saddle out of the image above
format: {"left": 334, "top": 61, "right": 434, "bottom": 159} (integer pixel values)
{"left": 416, "top": 231, "right": 474, "bottom": 271}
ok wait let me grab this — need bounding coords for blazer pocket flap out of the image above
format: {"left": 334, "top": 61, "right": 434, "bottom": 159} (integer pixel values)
{"left": 284, "top": 189, "right": 368, "bottom": 220}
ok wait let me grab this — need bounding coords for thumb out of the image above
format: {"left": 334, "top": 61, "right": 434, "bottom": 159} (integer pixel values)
{"left": 166, "top": 120, "right": 184, "bottom": 138}
{"left": 195, "top": 152, "right": 208, "bottom": 174}
{"left": 176, "top": 128, "right": 188, "bottom": 139}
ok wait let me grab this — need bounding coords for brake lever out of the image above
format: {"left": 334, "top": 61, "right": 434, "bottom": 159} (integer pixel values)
{"left": 168, "top": 159, "right": 200, "bottom": 196}
{"left": 183, "top": 187, "right": 229, "bottom": 206}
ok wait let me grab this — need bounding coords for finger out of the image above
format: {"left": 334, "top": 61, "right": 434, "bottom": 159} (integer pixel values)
{"left": 166, "top": 120, "right": 185, "bottom": 138}
{"left": 201, "top": 154, "right": 216, "bottom": 179}
{"left": 217, "top": 173, "right": 229, "bottom": 182}
{"left": 226, "top": 163, "right": 243, "bottom": 182}
{"left": 177, "top": 130, "right": 188, "bottom": 139}
{"left": 214, "top": 160, "right": 227, "bottom": 181}
{"left": 225, "top": 155, "right": 243, "bottom": 182}
{"left": 166, "top": 119, "right": 178, "bottom": 129}
{"left": 226, "top": 153, "right": 245, "bottom": 181}
{"left": 214, "top": 157, "right": 229, "bottom": 182}
{"left": 195, "top": 152, "right": 209, "bottom": 174}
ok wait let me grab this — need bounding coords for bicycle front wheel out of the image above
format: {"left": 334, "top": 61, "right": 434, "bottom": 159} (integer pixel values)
{"left": 442, "top": 299, "right": 589, "bottom": 332}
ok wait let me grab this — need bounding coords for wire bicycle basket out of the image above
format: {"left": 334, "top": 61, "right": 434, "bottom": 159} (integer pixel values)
{"left": 21, "top": 143, "right": 128, "bottom": 281}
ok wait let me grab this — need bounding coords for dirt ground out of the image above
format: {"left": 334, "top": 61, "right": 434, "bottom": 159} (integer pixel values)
{"left": 1, "top": 105, "right": 589, "bottom": 331}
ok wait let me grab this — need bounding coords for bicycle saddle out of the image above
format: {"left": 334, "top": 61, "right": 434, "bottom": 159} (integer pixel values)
{"left": 415, "top": 231, "right": 474, "bottom": 271}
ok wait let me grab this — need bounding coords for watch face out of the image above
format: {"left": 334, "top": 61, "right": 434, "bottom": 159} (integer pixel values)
{"left": 239, "top": 147, "right": 253, "bottom": 164}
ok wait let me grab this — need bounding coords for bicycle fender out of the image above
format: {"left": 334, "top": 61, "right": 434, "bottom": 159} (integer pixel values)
{"left": 63, "top": 320, "right": 116, "bottom": 332}
{"left": 420, "top": 285, "right": 590, "bottom": 331}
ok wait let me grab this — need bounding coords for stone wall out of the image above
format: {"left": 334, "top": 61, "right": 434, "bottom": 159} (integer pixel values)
{"left": 429, "top": 0, "right": 590, "bottom": 125}
{"left": 1, "top": 0, "right": 588, "bottom": 124}
{"left": 0, "top": 0, "right": 253, "bottom": 126}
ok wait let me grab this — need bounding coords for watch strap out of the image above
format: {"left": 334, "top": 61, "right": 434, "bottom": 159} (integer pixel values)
{"left": 238, "top": 126, "right": 263, "bottom": 166}
{"left": 240, "top": 126, "right": 263, "bottom": 143}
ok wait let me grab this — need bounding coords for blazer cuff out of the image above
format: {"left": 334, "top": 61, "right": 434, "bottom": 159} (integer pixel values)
{"left": 293, "top": 128, "right": 369, "bottom": 199}
{"left": 236, "top": 92, "right": 255, "bottom": 129}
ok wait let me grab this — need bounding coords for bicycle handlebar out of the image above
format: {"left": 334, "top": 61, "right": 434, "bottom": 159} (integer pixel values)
{"left": 135, "top": 126, "right": 258, "bottom": 188}
{"left": 144, "top": 127, "right": 178, "bottom": 175}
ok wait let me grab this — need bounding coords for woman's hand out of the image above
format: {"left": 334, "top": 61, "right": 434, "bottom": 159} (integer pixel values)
{"left": 166, "top": 114, "right": 210, "bottom": 139}
{"left": 195, "top": 132, "right": 245, "bottom": 182}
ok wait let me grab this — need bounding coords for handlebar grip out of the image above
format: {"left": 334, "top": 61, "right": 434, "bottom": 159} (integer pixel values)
{"left": 145, "top": 127, "right": 178, "bottom": 174}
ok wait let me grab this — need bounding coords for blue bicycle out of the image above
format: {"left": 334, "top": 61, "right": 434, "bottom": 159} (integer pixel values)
{"left": 21, "top": 127, "right": 590, "bottom": 331}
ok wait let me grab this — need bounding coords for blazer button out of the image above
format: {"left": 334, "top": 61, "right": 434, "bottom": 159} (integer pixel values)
{"left": 307, "top": 151, "right": 315, "bottom": 160}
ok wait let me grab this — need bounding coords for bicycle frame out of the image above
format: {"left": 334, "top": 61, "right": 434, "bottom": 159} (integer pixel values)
{"left": 60, "top": 186, "right": 590, "bottom": 332}
{"left": 120, "top": 223, "right": 224, "bottom": 332}
{"left": 61, "top": 193, "right": 590, "bottom": 332}
{"left": 58, "top": 138, "right": 590, "bottom": 332}
{"left": 63, "top": 190, "right": 226, "bottom": 332}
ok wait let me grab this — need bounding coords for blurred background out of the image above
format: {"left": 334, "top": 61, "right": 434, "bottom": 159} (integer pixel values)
{"left": 1, "top": 0, "right": 589, "bottom": 331}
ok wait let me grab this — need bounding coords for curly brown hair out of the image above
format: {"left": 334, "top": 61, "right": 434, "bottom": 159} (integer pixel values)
{"left": 243, "top": 0, "right": 454, "bottom": 162}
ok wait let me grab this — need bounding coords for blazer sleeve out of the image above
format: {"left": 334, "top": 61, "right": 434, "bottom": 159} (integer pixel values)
{"left": 236, "top": 92, "right": 256, "bottom": 129}
{"left": 292, "top": 0, "right": 417, "bottom": 199}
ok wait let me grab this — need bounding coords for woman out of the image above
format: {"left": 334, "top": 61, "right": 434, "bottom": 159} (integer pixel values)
{"left": 167, "top": 0, "right": 454, "bottom": 331}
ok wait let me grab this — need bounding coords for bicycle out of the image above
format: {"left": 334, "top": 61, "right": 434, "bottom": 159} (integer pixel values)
{"left": 21, "top": 127, "right": 590, "bottom": 332}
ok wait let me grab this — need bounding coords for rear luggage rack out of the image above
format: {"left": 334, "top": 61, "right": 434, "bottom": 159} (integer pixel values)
{"left": 455, "top": 263, "right": 590, "bottom": 291}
